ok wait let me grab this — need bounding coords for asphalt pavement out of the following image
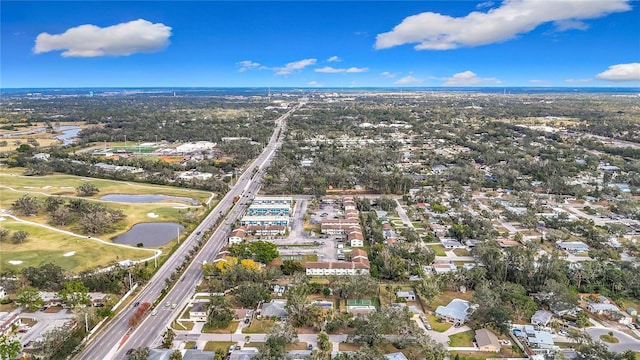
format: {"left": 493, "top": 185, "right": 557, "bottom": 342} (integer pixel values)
{"left": 76, "top": 104, "right": 301, "bottom": 360}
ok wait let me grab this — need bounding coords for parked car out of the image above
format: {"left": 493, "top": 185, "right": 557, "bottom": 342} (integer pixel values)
{"left": 151, "top": 310, "right": 157, "bottom": 316}
{"left": 133, "top": 301, "right": 140, "bottom": 307}
{"left": 165, "top": 301, "right": 171, "bottom": 307}
{"left": 171, "top": 303, "right": 177, "bottom": 309}
{"left": 307, "top": 344, "right": 313, "bottom": 350}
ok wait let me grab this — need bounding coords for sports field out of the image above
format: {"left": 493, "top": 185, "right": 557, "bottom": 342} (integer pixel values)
{"left": 0, "top": 168, "right": 215, "bottom": 272}
{"left": 346, "top": 299, "right": 373, "bottom": 306}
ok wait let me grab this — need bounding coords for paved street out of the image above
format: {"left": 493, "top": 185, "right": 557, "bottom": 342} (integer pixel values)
{"left": 585, "top": 327, "right": 640, "bottom": 352}
{"left": 76, "top": 104, "right": 301, "bottom": 360}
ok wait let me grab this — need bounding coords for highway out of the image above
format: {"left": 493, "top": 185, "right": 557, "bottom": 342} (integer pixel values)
{"left": 76, "top": 104, "right": 300, "bottom": 360}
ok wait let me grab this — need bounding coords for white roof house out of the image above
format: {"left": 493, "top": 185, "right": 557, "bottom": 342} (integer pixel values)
{"left": 435, "top": 299, "right": 470, "bottom": 324}
{"left": 531, "top": 310, "right": 553, "bottom": 326}
{"left": 557, "top": 241, "right": 589, "bottom": 253}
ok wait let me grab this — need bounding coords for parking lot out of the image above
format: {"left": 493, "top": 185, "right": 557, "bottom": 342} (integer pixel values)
{"left": 271, "top": 201, "right": 342, "bottom": 262}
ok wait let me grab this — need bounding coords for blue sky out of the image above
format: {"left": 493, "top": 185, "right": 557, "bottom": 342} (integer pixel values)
{"left": 1, "top": 1, "right": 639, "bottom": 88}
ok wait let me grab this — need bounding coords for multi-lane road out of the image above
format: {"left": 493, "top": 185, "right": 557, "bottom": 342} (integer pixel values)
{"left": 76, "top": 104, "right": 300, "bottom": 360}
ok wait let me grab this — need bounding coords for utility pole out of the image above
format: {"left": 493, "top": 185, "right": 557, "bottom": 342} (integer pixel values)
{"left": 129, "top": 270, "right": 133, "bottom": 290}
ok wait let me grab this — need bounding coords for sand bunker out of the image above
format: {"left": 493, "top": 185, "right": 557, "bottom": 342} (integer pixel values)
{"left": 43, "top": 186, "right": 52, "bottom": 189}
{"left": 173, "top": 206, "right": 189, "bottom": 209}
{"left": 0, "top": 217, "right": 5, "bottom": 222}
{"left": 8, "top": 260, "right": 23, "bottom": 265}
{"left": 147, "top": 212, "right": 159, "bottom": 218}
{"left": 60, "top": 186, "right": 74, "bottom": 189}
{"left": 63, "top": 251, "right": 76, "bottom": 257}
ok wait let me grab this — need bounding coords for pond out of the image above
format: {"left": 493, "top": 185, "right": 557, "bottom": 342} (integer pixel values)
{"left": 54, "top": 125, "right": 81, "bottom": 145}
{"left": 100, "top": 194, "right": 198, "bottom": 205}
{"left": 113, "top": 222, "right": 185, "bottom": 247}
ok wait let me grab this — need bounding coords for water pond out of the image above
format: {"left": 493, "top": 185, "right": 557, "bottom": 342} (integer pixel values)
{"left": 113, "top": 222, "right": 185, "bottom": 247}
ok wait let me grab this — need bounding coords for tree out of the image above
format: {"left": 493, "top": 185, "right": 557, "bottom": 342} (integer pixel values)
{"left": 162, "top": 328, "right": 176, "bottom": 349}
{"left": 59, "top": 279, "right": 91, "bottom": 308}
{"left": 256, "top": 322, "right": 298, "bottom": 360}
{"left": 317, "top": 331, "right": 331, "bottom": 352}
{"left": 44, "top": 196, "right": 66, "bottom": 213}
{"left": 21, "top": 263, "right": 66, "bottom": 290}
{"left": 0, "top": 334, "right": 21, "bottom": 360}
{"left": 11, "top": 194, "right": 40, "bottom": 216}
{"left": 169, "top": 350, "right": 182, "bottom": 360}
{"left": 280, "top": 260, "right": 304, "bottom": 275}
{"left": 76, "top": 182, "right": 100, "bottom": 196}
{"left": 248, "top": 241, "right": 279, "bottom": 263}
{"left": 286, "top": 282, "right": 311, "bottom": 327}
{"left": 15, "top": 286, "right": 44, "bottom": 311}
{"left": 11, "top": 230, "right": 29, "bottom": 244}
{"left": 234, "top": 282, "right": 271, "bottom": 308}
{"left": 127, "top": 347, "right": 150, "bottom": 360}
{"left": 206, "top": 296, "right": 235, "bottom": 329}
{"left": 0, "top": 228, "right": 8, "bottom": 242}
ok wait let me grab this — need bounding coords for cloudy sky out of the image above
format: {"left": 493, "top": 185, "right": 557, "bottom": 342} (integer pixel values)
{"left": 2, "top": 1, "right": 639, "bottom": 87}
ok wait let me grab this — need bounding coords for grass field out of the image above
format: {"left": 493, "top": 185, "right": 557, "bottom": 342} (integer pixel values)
{"left": 449, "top": 330, "right": 475, "bottom": 346}
{"left": 242, "top": 319, "right": 276, "bottom": 334}
{"left": 285, "top": 342, "right": 308, "bottom": 350}
{"left": 204, "top": 341, "right": 234, "bottom": 352}
{"left": 0, "top": 219, "right": 153, "bottom": 272}
{"left": 0, "top": 168, "right": 212, "bottom": 202}
{"left": 0, "top": 168, "right": 214, "bottom": 272}
{"left": 428, "top": 245, "right": 447, "bottom": 256}
{"left": 426, "top": 314, "right": 452, "bottom": 332}
{"left": 202, "top": 321, "right": 239, "bottom": 334}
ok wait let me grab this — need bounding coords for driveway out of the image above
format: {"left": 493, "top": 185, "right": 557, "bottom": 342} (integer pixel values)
{"left": 585, "top": 327, "right": 640, "bottom": 352}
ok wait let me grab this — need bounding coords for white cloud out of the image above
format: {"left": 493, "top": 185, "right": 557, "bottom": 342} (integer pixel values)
{"left": 530, "top": 79, "right": 550, "bottom": 84}
{"left": 596, "top": 63, "right": 640, "bottom": 82}
{"left": 34, "top": 19, "right": 171, "bottom": 57}
{"left": 442, "top": 71, "right": 500, "bottom": 86}
{"left": 476, "top": 1, "right": 495, "bottom": 9}
{"left": 327, "top": 56, "right": 341, "bottom": 62}
{"left": 565, "top": 78, "right": 593, "bottom": 83}
{"left": 394, "top": 76, "right": 423, "bottom": 85}
{"left": 237, "top": 60, "right": 261, "bottom": 72}
{"left": 315, "top": 66, "right": 369, "bottom": 73}
{"left": 346, "top": 67, "right": 369, "bottom": 73}
{"left": 315, "top": 66, "right": 344, "bottom": 73}
{"left": 274, "top": 58, "right": 317, "bottom": 75}
{"left": 308, "top": 81, "right": 323, "bottom": 87}
{"left": 381, "top": 71, "right": 398, "bottom": 78}
{"left": 375, "top": 0, "right": 631, "bottom": 50}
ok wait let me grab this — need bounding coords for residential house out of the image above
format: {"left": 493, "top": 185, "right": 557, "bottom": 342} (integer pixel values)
{"left": 520, "top": 325, "right": 555, "bottom": 349}
{"left": 247, "top": 204, "right": 291, "bottom": 216}
{"left": 247, "top": 225, "right": 286, "bottom": 237}
{"left": 228, "top": 227, "right": 247, "bottom": 245}
{"left": 88, "top": 292, "right": 109, "bottom": 307}
{"left": 189, "top": 302, "right": 209, "bottom": 322}
{"left": 385, "top": 352, "right": 409, "bottom": 360}
{"left": 321, "top": 219, "right": 360, "bottom": 235}
{"left": 441, "top": 239, "right": 465, "bottom": 249}
{"left": 431, "top": 263, "right": 457, "bottom": 274}
{"left": 587, "top": 303, "right": 620, "bottom": 315}
{"left": 0, "top": 311, "right": 21, "bottom": 336}
{"left": 435, "top": 299, "right": 470, "bottom": 324}
{"left": 240, "top": 215, "right": 289, "bottom": 227}
{"left": 252, "top": 196, "right": 293, "bottom": 206}
{"left": 259, "top": 300, "right": 288, "bottom": 319}
{"left": 475, "top": 329, "right": 500, "bottom": 353}
{"left": 305, "top": 249, "right": 370, "bottom": 276}
{"left": 557, "top": 241, "right": 589, "bottom": 253}
{"left": 396, "top": 291, "right": 416, "bottom": 302}
{"left": 40, "top": 291, "right": 62, "bottom": 306}
{"left": 531, "top": 310, "right": 553, "bottom": 327}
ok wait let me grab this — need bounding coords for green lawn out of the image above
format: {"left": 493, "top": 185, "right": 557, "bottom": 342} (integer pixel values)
{"left": 172, "top": 321, "right": 194, "bottom": 331}
{"left": 0, "top": 169, "right": 212, "bottom": 203}
{"left": 204, "top": 341, "right": 234, "bottom": 352}
{"left": 0, "top": 168, "right": 214, "bottom": 271}
{"left": 0, "top": 219, "right": 153, "bottom": 272}
{"left": 244, "top": 342, "right": 265, "bottom": 348}
{"left": 426, "top": 314, "right": 451, "bottom": 333}
{"left": 428, "top": 245, "right": 447, "bottom": 256}
{"left": 449, "top": 352, "right": 506, "bottom": 360}
{"left": 600, "top": 334, "right": 620, "bottom": 343}
{"left": 184, "top": 341, "right": 196, "bottom": 350}
{"left": 242, "top": 319, "right": 276, "bottom": 334}
{"left": 449, "top": 330, "right": 475, "bottom": 347}
{"left": 285, "top": 342, "right": 308, "bottom": 350}
{"left": 202, "top": 321, "right": 239, "bottom": 334}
